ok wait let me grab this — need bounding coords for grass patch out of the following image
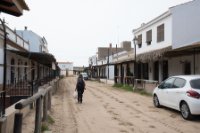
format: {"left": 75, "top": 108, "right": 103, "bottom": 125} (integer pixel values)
{"left": 41, "top": 123, "right": 49, "bottom": 132}
{"left": 113, "top": 83, "right": 152, "bottom": 96}
{"left": 113, "top": 84, "right": 133, "bottom": 92}
{"left": 48, "top": 115, "right": 55, "bottom": 124}
{"left": 133, "top": 88, "right": 152, "bottom": 96}
{"left": 41, "top": 115, "right": 55, "bottom": 132}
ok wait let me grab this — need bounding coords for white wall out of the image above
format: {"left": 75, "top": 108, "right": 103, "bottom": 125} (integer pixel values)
{"left": 134, "top": 15, "right": 172, "bottom": 55}
{"left": 109, "top": 65, "right": 114, "bottom": 80}
{"left": 171, "top": 0, "right": 200, "bottom": 49}
{"left": 58, "top": 63, "right": 73, "bottom": 71}
{"left": 17, "top": 31, "right": 41, "bottom": 52}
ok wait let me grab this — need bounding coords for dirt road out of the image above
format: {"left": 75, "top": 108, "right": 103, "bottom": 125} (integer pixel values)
{"left": 23, "top": 77, "right": 200, "bottom": 133}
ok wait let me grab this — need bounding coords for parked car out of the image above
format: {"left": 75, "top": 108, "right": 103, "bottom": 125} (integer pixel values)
{"left": 81, "top": 72, "right": 88, "bottom": 80}
{"left": 153, "top": 75, "right": 200, "bottom": 120}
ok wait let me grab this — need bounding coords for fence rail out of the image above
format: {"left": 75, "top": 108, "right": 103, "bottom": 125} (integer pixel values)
{"left": 114, "top": 76, "right": 135, "bottom": 85}
{"left": 14, "top": 83, "right": 55, "bottom": 133}
{"left": 134, "top": 79, "right": 159, "bottom": 93}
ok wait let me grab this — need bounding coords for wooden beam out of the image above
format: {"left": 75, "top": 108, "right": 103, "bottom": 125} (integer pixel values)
{"left": 0, "top": 1, "right": 15, "bottom": 6}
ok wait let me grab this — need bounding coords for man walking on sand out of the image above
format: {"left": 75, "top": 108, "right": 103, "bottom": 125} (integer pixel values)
{"left": 75, "top": 74, "right": 86, "bottom": 103}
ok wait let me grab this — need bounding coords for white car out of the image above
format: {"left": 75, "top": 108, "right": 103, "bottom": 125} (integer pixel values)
{"left": 153, "top": 75, "right": 200, "bottom": 120}
{"left": 81, "top": 72, "right": 88, "bottom": 80}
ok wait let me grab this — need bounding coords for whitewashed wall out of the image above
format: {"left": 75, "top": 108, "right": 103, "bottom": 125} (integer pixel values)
{"left": 58, "top": 63, "right": 73, "bottom": 71}
{"left": 106, "top": 65, "right": 114, "bottom": 80}
{"left": 171, "top": 0, "right": 200, "bottom": 49}
{"left": 17, "top": 31, "right": 41, "bottom": 52}
{"left": 134, "top": 14, "right": 172, "bottom": 55}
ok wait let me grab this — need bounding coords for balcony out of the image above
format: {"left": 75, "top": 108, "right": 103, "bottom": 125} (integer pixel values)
{"left": 0, "top": 25, "right": 30, "bottom": 51}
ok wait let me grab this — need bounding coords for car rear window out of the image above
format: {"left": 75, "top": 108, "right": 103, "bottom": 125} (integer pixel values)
{"left": 190, "top": 79, "right": 200, "bottom": 90}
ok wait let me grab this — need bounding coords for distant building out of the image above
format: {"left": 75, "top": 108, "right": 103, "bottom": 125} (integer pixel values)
{"left": 16, "top": 27, "right": 49, "bottom": 53}
{"left": 88, "top": 41, "right": 132, "bottom": 80}
{"left": 132, "top": 0, "right": 200, "bottom": 82}
{"left": 73, "top": 66, "right": 84, "bottom": 75}
{"left": 58, "top": 62, "right": 73, "bottom": 76}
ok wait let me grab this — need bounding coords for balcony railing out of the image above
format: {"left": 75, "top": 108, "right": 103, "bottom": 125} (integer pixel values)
{"left": 5, "top": 26, "right": 29, "bottom": 51}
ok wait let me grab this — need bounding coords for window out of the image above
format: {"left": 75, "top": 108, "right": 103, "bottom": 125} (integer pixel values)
{"left": 157, "top": 24, "right": 164, "bottom": 42}
{"left": 190, "top": 79, "right": 200, "bottom": 90}
{"left": 159, "top": 77, "right": 175, "bottom": 89}
{"left": 184, "top": 62, "right": 191, "bottom": 75}
{"left": 146, "top": 30, "right": 152, "bottom": 45}
{"left": 173, "top": 78, "right": 186, "bottom": 88}
{"left": 138, "top": 34, "right": 142, "bottom": 48}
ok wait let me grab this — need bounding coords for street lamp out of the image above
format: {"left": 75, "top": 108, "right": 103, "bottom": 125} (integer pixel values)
{"left": 133, "top": 36, "right": 138, "bottom": 79}
{"left": 107, "top": 47, "right": 109, "bottom": 79}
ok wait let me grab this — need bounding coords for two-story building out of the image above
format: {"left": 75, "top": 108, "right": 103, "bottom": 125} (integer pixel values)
{"left": 89, "top": 41, "right": 133, "bottom": 81}
{"left": 132, "top": 0, "right": 200, "bottom": 83}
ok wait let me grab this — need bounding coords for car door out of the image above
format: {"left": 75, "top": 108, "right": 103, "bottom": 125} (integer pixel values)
{"left": 167, "top": 78, "right": 186, "bottom": 110}
{"left": 157, "top": 77, "right": 175, "bottom": 106}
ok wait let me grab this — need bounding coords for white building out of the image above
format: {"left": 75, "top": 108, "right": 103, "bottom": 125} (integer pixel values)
{"left": 58, "top": 62, "right": 73, "bottom": 76}
{"left": 89, "top": 42, "right": 132, "bottom": 81}
{"left": 133, "top": 0, "right": 200, "bottom": 82}
{"left": 0, "top": 25, "right": 56, "bottom": 94}
{"left": 16, "top": 27, "right": 49, "bottom": 53}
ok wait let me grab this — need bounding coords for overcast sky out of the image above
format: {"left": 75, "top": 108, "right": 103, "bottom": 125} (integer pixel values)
{"left": 1, "top": 0, "right": 190, "bottom": 66}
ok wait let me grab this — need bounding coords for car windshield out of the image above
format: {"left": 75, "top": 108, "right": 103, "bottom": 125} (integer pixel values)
{"left": 190, "top": 78, "right": 200, "bottom": 90}
{"left": 81, "top": 73, "right": 87, "bottom": 76}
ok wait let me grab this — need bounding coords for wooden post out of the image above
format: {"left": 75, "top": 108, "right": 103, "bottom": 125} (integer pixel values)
{"left": 48, "top": 91, "right": 51, "bottom": 110}
{"left": 0, "top": 117, "right": 6, "bottom": 133}
{"left": 42, "top": 95, "right": 47, "bottom": 121}
{"left": 35, "top": 97, "right": 42, "bottom": 133}
{"left": 14, "top": 113, "right": 23, "bottom": 133}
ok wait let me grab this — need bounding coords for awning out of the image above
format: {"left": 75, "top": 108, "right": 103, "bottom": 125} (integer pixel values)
{"left": 137, "top": 46, "right": 172, "bottom": 62}
{"left": 166, "top": 43, "right": 200, "bottom": 57}
{"left": 0, "top": 0, "right": 29, "bottom": 17}
{"left": 8, "top": 50, "right": 56, "bottom": 67}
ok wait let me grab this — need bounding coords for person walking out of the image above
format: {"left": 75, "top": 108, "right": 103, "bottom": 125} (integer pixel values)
{"left": 75, "top": 74, "right": 86, "bottom": 103}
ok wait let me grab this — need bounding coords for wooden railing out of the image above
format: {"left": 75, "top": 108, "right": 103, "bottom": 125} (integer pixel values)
{"left": 114, "top": 76, "right": 135, "bottom": 85}
{"left": 134, "top": 79, "right": 159, "bottom": 93}
{"left": 13, "top": 80, "right": 57, "bottom": 133}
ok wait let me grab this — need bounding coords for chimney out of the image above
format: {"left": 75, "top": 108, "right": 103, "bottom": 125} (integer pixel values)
{"left": 25, "top": 26, "right": 27, "bottom": 30}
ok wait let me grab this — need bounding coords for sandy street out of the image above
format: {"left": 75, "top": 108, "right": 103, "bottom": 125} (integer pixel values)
{"left": 23, "top": 76, "right": 200, "bottom": 133}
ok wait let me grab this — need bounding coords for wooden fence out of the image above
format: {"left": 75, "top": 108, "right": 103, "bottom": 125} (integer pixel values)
{"left": 13, "top": 79, "right": 58, "bottom": 133}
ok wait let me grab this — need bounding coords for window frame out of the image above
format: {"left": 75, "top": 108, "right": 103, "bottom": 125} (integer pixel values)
{"left": 137, "top": 34, "right": 142, "bottom": 48}
{"left": 146, "top": 30, "right": 152, "bottom": 45}
{"left": 157, "top": 24, "right": 165, "bottom": 43}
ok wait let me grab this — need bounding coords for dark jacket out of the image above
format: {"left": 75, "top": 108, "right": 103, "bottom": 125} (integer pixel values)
{"left": 76, "top": 77, "right": 85, "bottom": 92}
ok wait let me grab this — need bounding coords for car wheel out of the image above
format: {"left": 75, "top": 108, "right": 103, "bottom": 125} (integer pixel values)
{"left": 153, "top": 95, "right": 160, "bottom": 108}
{"left": 180, "top": 102, "right": 193, "bottom": 120}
